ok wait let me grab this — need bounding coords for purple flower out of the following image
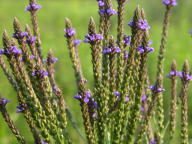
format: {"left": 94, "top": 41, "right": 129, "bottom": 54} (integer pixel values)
{"left": 148, "top": 40, "right": 153, "bottom": 45}
{"left": 149, "top": 139, "right": 157, "bottom": 144}
{"left": 103, "top": 46, "right": 121, "bottom": 54}
{"left": 64, "top": 28, "right": 76, "bottom": 37}
{"left": 1, "top": 46, "right": 22, "bottom": 55}
{"left": 162, "top": 0, "right": 177, "bottom": 6}
{"left": 84, "top": 34, "right": 103, "bottom": 44}
{"left": 137, "top": 46, "right": 154, "bottom": 54}
{"left": 123, "top": 35, "right": 131, "bottom": 47}
{"left": 0, "top": 98, "right": 10, "bottom": 106}
{"left": 128, "top": 20, "right": 134, "bottom": 27}
{"left": 32, "top": 69, "right": 48, "bottom": 77}
{"left": 20, "top": 55, "right": 35, "bottom": 62}
{"left": 43, "top": 57, "right": 58, "bottom": 64}
{"left": 100, "top": 9, "right": 117, "bottom": 16}
{"left": 92, "top": 113, "right": 97, "bottom": 118}
{"left": 125, "top": 96, "right": 129, "bottom": 102}
{"left": 98, "top": 1, "right": 105, "bottom": 7}
{"left": 141, "top": 95, "right": 147, "bottom": 101}
{"left": 40, "top": 141, "right": 48, "bottom": 144}
{"left": 74, "top": 94, "right": 82, "bottom": 100}
{"left": 74, "top": 40, "right": 82, "bottom": 46}
{"left": 166, "top": 71, "right": 178, "bottom": 78}
{"left": 124, "top": 51, "right": 129, "bottom": 59}
{"left": 177, "top": 72, "right": 192, "bottom": 81}
{"left": 141, "top": 106, "right": 145, "bottom": 112}
{"left": 136, "top": 19, "right": 150, "bottom": 31}
{"left": 189, "top": 30, "right": 192, "bottom": 34}
{"left": 114, "top": 91, "right": 120, "bottom": 98}
{"left": 25, "top": 3, "right": 42, "bottom": 11}
{"left": 149, "top": 85, "right": 165, "bottom": 93}
{"left": 26, "top": 36, "right": 36, "bottom": 44}
{"left": 13, "top": 32, "right": 28, "bottom": 39}
{"left": 16, "top": 104, "right": 27, "bottom": 113}
{"left": 103, "top": 48, "right": 112, "bottom": 54}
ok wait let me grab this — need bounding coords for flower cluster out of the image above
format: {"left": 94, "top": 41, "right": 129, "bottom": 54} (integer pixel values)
{"left": 137, "top": 46, "right": 154, "bottom": 54}
{"left": 13, "top": 32, "right": 28, "bottom": 39}
{"left": 25, "top": 3, "right": 42, "bottom": 12}
{"left": 32, "top": 69, "right": 48, "bottom": 77}
{"left": 16, "top": 104, "right": 27, "bottom": 113}
{"left": 99, "top": 9, "right": 117, "bottom": 16}
{"left": 149, "top": 85, "right": 165, "bottom": 93}
{"left": 162, "top": 0, "right": 177, "bottom": 6}
{"left": 177, "top": 72, "right": 192, "bottom": 81}
{"left": 84, "top": 33, "right": 103, "bottom": 44}
{"left": 0, "top": 46, "right": 22, "bottom": 56}
{"left": 64, "top": 28, "right": 76, "bottom": 37}
{"left": 103, "top": 46, "right": 121, "bottom": 54}
{"left": 97, "top": 0, "right": 104, "bottom": 7}
{"left": 0, "top": 98, "right": 10, "bottom": 106}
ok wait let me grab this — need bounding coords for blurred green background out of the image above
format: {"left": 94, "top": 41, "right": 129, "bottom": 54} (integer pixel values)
{"left": 0, "top": 0, "right": 192, "bottom": 143}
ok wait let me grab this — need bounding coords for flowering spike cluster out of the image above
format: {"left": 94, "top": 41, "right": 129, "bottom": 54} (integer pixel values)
{"left": 1, "top": 0, "right": 191, "bottom": 144}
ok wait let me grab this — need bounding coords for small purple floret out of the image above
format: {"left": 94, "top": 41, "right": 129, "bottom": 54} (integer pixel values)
{"left": 0, "top": 98, "right": 10, "bottom": 106}
{"left": 141, "top": 95, "right": 147, "bottom": 101}
{"left": 149, "top": 85, "right": 165, "bottom": 93}
{"left": 162, "top": 0, "right": 177, "bottom": 6}
{"left": 26, "top": 36, "right": 36, "bottom": 44}
{"left": 98, "top": 1, "right": 104, "bottom": 7}
{"left": 32, "top": 69, "right": 48, "bottom": 77}
{"left": 84, "top": 34, "right": 103, "bottom": 43}
{"left": 25, "top": 3, "right": 42, "bottom": 11}
{"left": 136, "top": 19, "right": 150, "bottom": 31}
{"left": 177, "top": 72, "right": 192, "bottom": 81}
{"left": 137, "top": 46, "right": 154, "bottom": 54}
{"left": 100, "top": 9, "right": 117, "bottom": 16}
{"left": 43, "top": 57, "right": 58, "bottom": 64}
{"left": 74, "top": 40, "right": 82, "bottom": 46}
{"left": 16, "top": 104, "right": 27, "bottom": 113}
{"left": 13, "top": 32, "right": 28, "bottom": 39}
{"left": 123, "top": 35, "right": 131, "bottom": 47}
{"left": 64, "top": 28, "right": 76, "bottom": 37}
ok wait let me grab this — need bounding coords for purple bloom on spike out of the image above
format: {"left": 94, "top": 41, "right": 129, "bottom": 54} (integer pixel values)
{"left": 128, "top": 20, "right": 134, "bottom": 27}
{"left": 92, "top": 113, "right": 97, "bottom": 118}
{"left": 148, "top": 40, "right": 153, "bottom": 45}
{"left": 125, "top": 96, "right": 129, "bottom": 102}
{"left": 113, "top": 46, "right": 121, "bottom": 53}
{"left": 123, "top": 35, "right": 131, "bottom": 47}
{"left": 100, "top": 9, "right": 117, "bottom": 16}
{"left": 98, "top": 1, "right": 104, "bottom": 7}
{"left": 26, "top": 36, "right": 36, "bottom": 44}
{"left": 136, "top": 19, "right": 150, "bottom": 31}
{"left": 141, "top": 95, "right": 147, "bottom": 101}
{"left": 124, "top": 51, "right": 129, "bottom": 59}
{"left": 3, "top": 46, "right": 22, "bottom": 55}
{"left": 64, "top": 28, "right": 76, "bottom": 37}
{"left": 177, "top": 72, "right": 192, "bottom": 81}
{"left": 162, "top": 0, "right": 177, "bottom": 6}
{"left": 189, "top": 30, "right": 192, "bottom": 34}
{"left": 149, "top": 85, "right": 165, "bottom": 93}
{"left": 16, "top": 104, "right": 27, "bottom": 113}
{"left": 103, "top": 48, "right": 112, "bottom": 54}
{"left": 32, "top": 69, "right": 48, "bottom": 78}
{"left": 137, "top": 46, "right": 154, "bottom": 54}
{"left": 149, "top": 139, "right": 157, "bottom": 144}
{"left": 40, "top": 141, "right": 48, "bottom": 144}
{"left": 166, "top": 71, "right": 178, "bottom": 78}
{"left": 114, "top": 91, "right": 120, "bottom": 98}
{"left": 25, "top": 3, "right": 42, "bottom": 11}
{"left": 84, "top": 34, "right": 103, "bottom": 44}
{"left": 141, "top": 106, "right": 145, "bottom": 112}
{"left": 74, "top": 40, "right": 82, "bottom": 46}
{"left": 13, "top": 32, "right": 28, "bottom": 39}
{"left": 44, "top": 57, "right": 58, "bottom": 64}
{"left": 0, "top": 98, "right": 10, "bottom": 106}
{"left": 74, "top": 94, "right": 82, "bottom": 100}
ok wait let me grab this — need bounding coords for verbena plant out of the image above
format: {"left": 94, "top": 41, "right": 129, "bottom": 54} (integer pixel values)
{"left": 0, "top": 0, "right": 191, "bottom": 144}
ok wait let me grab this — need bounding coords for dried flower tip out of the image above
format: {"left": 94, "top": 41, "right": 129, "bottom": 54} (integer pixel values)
{"left": 99, "top": 9, "right": 117, "bottom": 16}
{"left": 84, "top": 33, "right": 103, "bottom": 44}
{"left": 32, "top": 69, "right": 48, "bottom": 77}
{"left": 12, "top": 32, "right": 28, "bottom": 39}
{"left": 162, "top": 0, "right": 177, "bottom": 6}
{"left": 0, "top": 98, "right": 10, "bottom": 106}
{"left": 149, "top": 85, "right": 165, "bottom": 93}
{"left": 25, "top": 3, "right": 42, "bottom": 12}
{"left": 16, "top": 104, "right": 27, "bottom": 113}
{"left": 64, "top": 28, "right": 76, "bottom": 37}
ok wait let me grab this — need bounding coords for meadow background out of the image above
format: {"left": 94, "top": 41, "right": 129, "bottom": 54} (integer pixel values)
{"left": 0, "top": 0, "right": 192, "bottom": 143}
